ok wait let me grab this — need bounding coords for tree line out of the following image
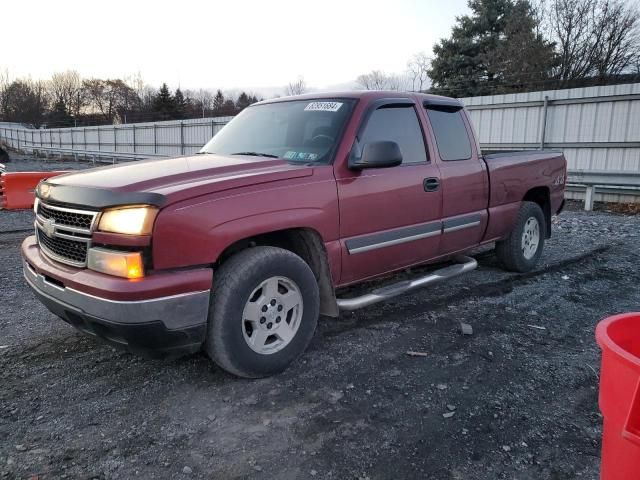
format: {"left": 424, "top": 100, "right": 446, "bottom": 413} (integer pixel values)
{"left": 356, "top": 0, "right": 640, "bottom": 96}
{"left": 0, "top": 70, "right": 261, "bottom": 128}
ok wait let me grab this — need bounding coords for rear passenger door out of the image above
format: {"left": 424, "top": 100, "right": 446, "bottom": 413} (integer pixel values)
{"left": 423, "top": 104, "right": 489, "bottom": 255}
{"left": 336, "top": 100, "right": 442, "bottom": 285}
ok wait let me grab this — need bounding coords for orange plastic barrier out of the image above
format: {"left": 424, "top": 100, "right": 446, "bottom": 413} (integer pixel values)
{"left": 0, "top": 171, "right": 68, "bottom": 210}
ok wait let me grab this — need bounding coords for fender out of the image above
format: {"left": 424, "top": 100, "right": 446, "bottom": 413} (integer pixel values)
{"left": 152, "top": 176, "right": 340, "bottom": 270}
{"left": 210, "top": 208, "right": 333, "bottom": 251}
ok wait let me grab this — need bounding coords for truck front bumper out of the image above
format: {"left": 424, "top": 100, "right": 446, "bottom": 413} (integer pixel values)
{"left": 21, "top": 236, "right": 212, "bottom": 357}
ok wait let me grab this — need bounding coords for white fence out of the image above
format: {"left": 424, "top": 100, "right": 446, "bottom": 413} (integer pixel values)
{"left": 462, "top": 82, "right": 640, "bottom": 203}
{"left": 0, "top": 116, "right": 234, "bottom": 159}
{"left": 2, "top": 83, "right": 640, "bottom": 203}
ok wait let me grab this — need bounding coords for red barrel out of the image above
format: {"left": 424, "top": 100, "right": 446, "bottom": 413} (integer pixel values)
{"left": 596, "top": 313, "right": 640, "bottom": 480}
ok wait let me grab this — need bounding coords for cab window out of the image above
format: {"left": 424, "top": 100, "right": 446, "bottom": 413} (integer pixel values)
{"left": 425, "top": 109, "right": 472, "bottom": 161}
{"left": 359, "top": 105, "right": 428, "bottom": 164}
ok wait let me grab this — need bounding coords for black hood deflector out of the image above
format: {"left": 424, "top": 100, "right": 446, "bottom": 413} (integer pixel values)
{"left": 39, "top": 181, "right": 167, "bottom": 210}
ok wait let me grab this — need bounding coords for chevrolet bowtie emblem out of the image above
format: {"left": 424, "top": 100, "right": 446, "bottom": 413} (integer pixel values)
{"left": 42, "top": 218, "right": 55, "bottom": 237}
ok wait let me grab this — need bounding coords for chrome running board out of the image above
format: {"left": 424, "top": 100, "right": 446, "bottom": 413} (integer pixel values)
{"left": 336, "top": 255, "right": 478, "bottom": 311}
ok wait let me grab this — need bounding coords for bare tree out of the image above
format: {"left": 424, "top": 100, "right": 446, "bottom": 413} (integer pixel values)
{"left": 407, "top": 52, "right": 431, "bottom": 91}
{"left": 140, "top": 84, "right": 157, "bottom": 112}
{"left": 125, "top": 72, "right": 147, "bottom": 100}
{"left": 544, "top": 0, "right": 640, "bottom": 81}
{"left": 0, "top": 68, "right": 9, "bottom": 90}
{"left": 191, "top": 88, "right": 214, "bottom": 117}
{"left": 355, "top": 70, "right": 404, "bottom": 90}
{"left": 0, "top": 68, "right": 11, "bottom": 118}
{"left": 356, "top": 70, "right": 385, "bottom": 90}
{"left": 592, "top": 0, "right": 640, "bottom": 77}
{"left": 30, "top": 80, "right": 49, "bottom": 127}
{"left": 548, "top": 0, "right": 598, "bottom": 80}
{"left": 48, "top": 70, "right": 84, "bottom": 117}
{"left": 286, "top": 77, "right": 307, "bottom": 96}
{"left": 83, "top": 79, "right": 138, "bottom": 124}
{"left": 530, "top": 0, "right": 550, "bottom": 38}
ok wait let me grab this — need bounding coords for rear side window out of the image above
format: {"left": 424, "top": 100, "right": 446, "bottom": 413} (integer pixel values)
{"left": 425, "top": 109, "right": 472, "bottom": 161}
{"left": 359, "top": 106, "right": 427, "bottom": 164}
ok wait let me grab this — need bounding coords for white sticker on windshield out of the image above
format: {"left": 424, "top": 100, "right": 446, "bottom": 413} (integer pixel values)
{"left": 304, "top": 101, "right": 343, "bottom": 112}
{"left": 284, "top": 151, "right": 318, "bottom": 161}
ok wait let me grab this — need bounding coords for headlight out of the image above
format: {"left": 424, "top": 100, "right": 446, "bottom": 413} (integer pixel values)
{"left": 87, "top": 248, "right": 145, "bottom": 279}
{"left": 98, "top": 206, "right": 158, "bottom": 235}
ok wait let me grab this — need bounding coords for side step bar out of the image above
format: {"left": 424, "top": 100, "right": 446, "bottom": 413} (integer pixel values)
{"left": 336, "top": 255, "right": 478, "bottom": 311}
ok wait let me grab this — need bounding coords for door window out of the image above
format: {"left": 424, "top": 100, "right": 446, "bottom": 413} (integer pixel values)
{"left": 359, "top": 106, "right": 427, "bottom": 164}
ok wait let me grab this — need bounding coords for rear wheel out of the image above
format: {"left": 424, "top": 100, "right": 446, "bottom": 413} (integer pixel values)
{"left": 495, "top": 201, "right": 546, "bottom": 273}
{"left": 205, "top": 246, "right": 319, "bottom": 378}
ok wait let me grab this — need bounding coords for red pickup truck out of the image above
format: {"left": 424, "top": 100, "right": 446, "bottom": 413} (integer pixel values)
{"left": 22, "top": 91, "right": 566, "bottom": 377}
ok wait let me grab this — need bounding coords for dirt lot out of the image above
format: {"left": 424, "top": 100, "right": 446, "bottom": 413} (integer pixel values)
{"left": 2, "top": 155, "right": 640, "bottom": 479}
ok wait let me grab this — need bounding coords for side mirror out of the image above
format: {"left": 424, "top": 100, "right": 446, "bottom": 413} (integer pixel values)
{"left": 349, "top": 141, "right": 403, "bottom": 170}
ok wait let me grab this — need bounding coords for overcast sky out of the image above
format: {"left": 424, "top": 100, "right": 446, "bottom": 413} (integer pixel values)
{"left": 3, "top": 0, "right": 470, "bottom": 95}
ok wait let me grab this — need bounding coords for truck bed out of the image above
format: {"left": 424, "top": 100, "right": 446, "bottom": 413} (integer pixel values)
{"left": 482, "top": 150, "right": 566, "bottom": 206}
{"left": 480, "top": 149, "right": 567, "bottom": 242}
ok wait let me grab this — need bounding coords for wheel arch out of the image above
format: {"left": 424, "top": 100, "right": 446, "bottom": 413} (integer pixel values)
{"left": 523, "top": 186, "right": 551, "bottom": 238}
{"left": 217, "top": 227, "right": 339, "bottom": 318}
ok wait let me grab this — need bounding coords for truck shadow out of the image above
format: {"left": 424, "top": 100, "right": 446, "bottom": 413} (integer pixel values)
{"left": 324, "top": 244, "right": 611, "bottom": 338}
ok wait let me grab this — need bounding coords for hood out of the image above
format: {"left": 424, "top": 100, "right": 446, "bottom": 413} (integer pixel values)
{"left": 41, "top": 154, "right": 315, "bottom": 209}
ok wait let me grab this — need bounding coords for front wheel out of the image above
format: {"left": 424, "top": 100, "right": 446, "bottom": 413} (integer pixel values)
{"left": 205, "top": 246, "right": 320, "bottom": 378}
{"left": 495, "top": 201, "right": 546, "bottom": 273}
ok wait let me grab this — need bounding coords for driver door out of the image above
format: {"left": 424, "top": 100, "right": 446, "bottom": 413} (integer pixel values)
{"left": 336, "top": 100, "right": 442, "bottom": 285}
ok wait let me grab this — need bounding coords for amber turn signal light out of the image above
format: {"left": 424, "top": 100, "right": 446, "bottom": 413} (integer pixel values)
{"left": 87, "top": 248, "right": 144, "bottom": 279}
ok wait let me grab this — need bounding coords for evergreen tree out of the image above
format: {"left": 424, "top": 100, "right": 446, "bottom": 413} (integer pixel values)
{"left": 235, "top": 91, "right": 255, "bottom": 111}
{"left": 212, "top": 89, "right": 225, "bottom": 116}
{"left": 428, "top": 0, "right": 556, "bottom": 96}
{"left": 153, "top": 83, "right": 176, "bottom": 120}
{"left": 487, "top": 1, "right": 558, "bottom": 92}
{"left": 221, "top": 99, "right": 237, "bottom": 116}
{"left": 48, "top": 98, "right": 73, "bottom": 127}
{"left": 2, "top": 80, "right": 49, "bottom": 127}
{"left": 174, "top": 88, "right": 187, "bottom": 119}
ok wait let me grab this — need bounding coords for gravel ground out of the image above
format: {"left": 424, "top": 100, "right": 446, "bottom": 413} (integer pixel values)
{"left": 1, "top": 153, "right": 94, "bottom": 174}
{"left": 2, "top": 156, "right": 640, "bottom": 479}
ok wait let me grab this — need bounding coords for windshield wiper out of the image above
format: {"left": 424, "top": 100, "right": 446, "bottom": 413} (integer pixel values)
{"left": 231, "top": 151, "right": 280, "bottom": 159}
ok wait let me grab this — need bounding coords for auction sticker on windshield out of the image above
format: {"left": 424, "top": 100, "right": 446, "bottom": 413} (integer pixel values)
{"left": 284, "top": 151, "right": 319, "bottom": 161}
{"left": 304, "top": 101, "right": 343, "bottom": 112}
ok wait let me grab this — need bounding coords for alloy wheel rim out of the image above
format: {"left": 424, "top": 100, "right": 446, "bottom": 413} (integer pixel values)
{"left": 521, "top": 217, "right": 540, "bottom": 260}
{"left": 241, "top": 276, "right": 303, "bottom": 355}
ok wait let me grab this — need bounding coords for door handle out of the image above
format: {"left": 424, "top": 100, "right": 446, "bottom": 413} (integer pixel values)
{"left": 423, "top": 177, "right": 440, "bottom": 192}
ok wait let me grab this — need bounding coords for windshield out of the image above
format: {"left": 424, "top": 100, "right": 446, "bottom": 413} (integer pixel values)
{"left": 199, "top": 99, "right": 355, "bottom": 164}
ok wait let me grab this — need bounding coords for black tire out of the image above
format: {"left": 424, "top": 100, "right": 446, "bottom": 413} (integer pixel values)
{"left": 0, "top": 146, "right": 9, "bottom": 163}
{"left": 495, "top": 201, "right": 546, "bottom": 273}
{"left": 205, "top": 246, "right": 320, "bottom": 378}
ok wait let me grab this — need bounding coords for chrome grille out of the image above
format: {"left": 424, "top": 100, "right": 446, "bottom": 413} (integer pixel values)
{"left": 37, "top": 229, "right": 88, "bottom": 264}
{"left": 35, "top": 201, "right": 99, "bottom": 267}
{"left": 38, "top": 202, "right": 94, "bottom": 230}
